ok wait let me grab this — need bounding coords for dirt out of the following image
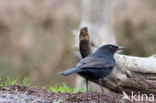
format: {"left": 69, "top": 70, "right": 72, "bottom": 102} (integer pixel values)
{"left": 0, "top": 85, "right": 131, "bottom": 103}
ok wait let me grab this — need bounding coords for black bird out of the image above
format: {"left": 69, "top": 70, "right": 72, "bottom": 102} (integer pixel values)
{"left": 58, "top": 44, "right": 124, "bottom": 93}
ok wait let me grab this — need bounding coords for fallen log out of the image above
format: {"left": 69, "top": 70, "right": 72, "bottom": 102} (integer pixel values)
{"left": 102, "top": 54, "right": 156, "bottom": 94}
{"left": 77, "top": 27, "right": 156, "bottom": 95}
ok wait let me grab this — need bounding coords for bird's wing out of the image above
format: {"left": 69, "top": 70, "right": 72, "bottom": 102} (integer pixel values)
{"left": 77, "top": 57, "right": 114, "bottom": 68}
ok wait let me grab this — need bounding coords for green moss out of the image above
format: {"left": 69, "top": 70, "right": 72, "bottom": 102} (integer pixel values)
{"left": 0, "top": 77, "right": 94, "bottom": 93}
{"left": 49, "top": 83, "right": 86, "bottom": 93}
{"left": 0, "top": 76, "right": 30, "bottom": 87}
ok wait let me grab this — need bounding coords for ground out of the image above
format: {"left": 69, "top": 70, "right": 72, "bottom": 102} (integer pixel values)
{"left": 0, "top": 85, "right": 131, "bottom": 103}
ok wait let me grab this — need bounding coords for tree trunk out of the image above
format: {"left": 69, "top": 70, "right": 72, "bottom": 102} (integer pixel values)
{"left": 74, "top": 0, "right": 117, "bottom": 89}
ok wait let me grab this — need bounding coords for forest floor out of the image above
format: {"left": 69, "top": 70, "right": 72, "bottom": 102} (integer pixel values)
{"left": 0, "top": 84, "right": 131, "bottom": 103}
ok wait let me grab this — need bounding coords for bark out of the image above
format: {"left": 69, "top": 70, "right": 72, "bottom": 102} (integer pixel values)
{"left": 77, "top": 27, "right": 156, "bottom": 94}
{"left": 79, "top": 27, "right": 92, "bottom": 58}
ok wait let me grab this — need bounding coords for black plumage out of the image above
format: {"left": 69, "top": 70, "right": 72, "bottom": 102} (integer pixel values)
{"left": 58, "top": 44, "right": 124, "bottom": 93}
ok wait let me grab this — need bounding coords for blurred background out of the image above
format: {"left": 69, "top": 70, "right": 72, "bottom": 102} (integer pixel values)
{"left": 0, "top": 0, "right": 155, "bottom": 87}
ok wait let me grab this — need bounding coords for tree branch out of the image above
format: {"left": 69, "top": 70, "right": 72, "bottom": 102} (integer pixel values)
{"left": 79, "top": 27, "right": 92, "bottom": 58}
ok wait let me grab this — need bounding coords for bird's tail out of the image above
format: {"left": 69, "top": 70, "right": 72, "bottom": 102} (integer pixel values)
{"left": 58, "top": 67, "right": 82, "bottom": 76}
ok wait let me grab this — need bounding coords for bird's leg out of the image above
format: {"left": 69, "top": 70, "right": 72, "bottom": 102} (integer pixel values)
{"left": 99, "top": 79, "right": 111, "bottom": 96}
{"left": 86, "top": 78, "right": 88, "bottom": 92}
{"left": 99, "top": 78, "right": 104, "bottom": 94}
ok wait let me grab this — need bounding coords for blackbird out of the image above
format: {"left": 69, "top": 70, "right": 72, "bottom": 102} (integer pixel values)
{"left": 58, "top": 44, "right": 124, "bottom": 93}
